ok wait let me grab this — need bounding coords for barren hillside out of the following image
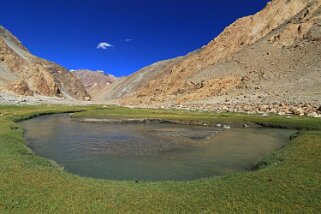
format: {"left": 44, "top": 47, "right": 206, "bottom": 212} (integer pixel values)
{"left": 72, "top": 70, "right": 117, "bottom": 99}
{"left": 0, "top": 26, "right": 90, "bottom": 100}
{"left": 94, "top": 58, "right": 183, "bottom": 101}
{"left": 96, "top": 0, "right": 321, "bottom": 113}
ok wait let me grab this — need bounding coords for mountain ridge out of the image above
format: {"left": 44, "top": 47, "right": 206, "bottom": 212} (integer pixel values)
{"left": 93, "top": 0, "right": 321, "bottom": 115}
{"left": 0, "top": 26, "right": 90, "bottom": 100}
{"left": 72, "top": 69, "right": 118, "bottom": 99}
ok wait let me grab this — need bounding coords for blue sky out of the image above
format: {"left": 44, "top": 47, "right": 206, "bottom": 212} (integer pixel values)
{"left": 1, "top": 0, "right": 269, "bottom": 76}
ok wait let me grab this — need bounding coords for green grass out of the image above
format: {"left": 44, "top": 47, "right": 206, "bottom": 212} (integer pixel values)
{"left": 0, "top": 105, "right": 321, "bottom": 213}
{"left": 74, "top": 106, "right": 321, "bottom": 130}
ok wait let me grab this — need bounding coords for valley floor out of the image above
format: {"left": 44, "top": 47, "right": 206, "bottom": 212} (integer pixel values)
{"left": 0, "top": 105, "right": 320, "bottom": 213}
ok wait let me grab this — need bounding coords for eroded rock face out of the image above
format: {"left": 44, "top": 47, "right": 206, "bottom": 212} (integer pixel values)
{"left": 6, "top": 80, "right": 33, "bottom": 96}
{"left": 0, "top": 26, "right": 90, "bottom": 100}
{"left": 97, "top": 0, "right": 321, "bottom": 108}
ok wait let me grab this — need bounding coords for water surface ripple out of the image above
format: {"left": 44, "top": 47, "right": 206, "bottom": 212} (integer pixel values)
{"left": 20, "top": 114, "right": 294, "bottom": 181}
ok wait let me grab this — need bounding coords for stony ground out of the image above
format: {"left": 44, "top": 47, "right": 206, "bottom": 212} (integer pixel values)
{"left": 0, "top": 92, "right": 92, "bottom": 105}
{"left": 1, "top": 90, "right": 320, "bottom": 118}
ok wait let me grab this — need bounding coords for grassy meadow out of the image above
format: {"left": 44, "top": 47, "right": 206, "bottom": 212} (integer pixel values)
{"left": 0, "top": 104, "right": 320, "bottom": 213}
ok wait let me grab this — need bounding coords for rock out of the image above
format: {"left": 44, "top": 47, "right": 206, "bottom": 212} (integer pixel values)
{"left": 290, "top": 107, "right": 304, "bottom": 115}
{"left": 243, "top": 105, "right": 252, "bottom": 111}
{"left": 278, "top": 111, "right": 286, "bottom": 116}
{"left": 308, "top": 112, "right": 321, "bottom": 118}
{"left": 223, "top": 125, "right": 231, "bottom": 129}
{"left": 243, "top": 124, "right": 249, "bottom": 128}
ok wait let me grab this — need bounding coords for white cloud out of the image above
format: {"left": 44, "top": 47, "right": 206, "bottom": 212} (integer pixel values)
{"left": 97, "top": 42, "right": 113, "bottom": 50}
{"left": 125, "top": 38, "right": 133, "bottom": 42}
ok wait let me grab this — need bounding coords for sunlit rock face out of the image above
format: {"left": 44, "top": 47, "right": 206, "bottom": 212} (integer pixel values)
{"left": 0, "top": 26, "right": 90, "bottom": 100}
{"left": 97, "top": 0, "right": 321, "bottom": 108}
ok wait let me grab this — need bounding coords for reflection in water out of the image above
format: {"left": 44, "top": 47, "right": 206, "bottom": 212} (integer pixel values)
{"left": 20, "top": 114, "right": 295, "bottom": 181}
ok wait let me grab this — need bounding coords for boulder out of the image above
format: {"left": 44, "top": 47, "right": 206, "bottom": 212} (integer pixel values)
{"left": 288, "top": 106, "right": 304, "bottom": 115}
{"left": 278, "top": 111, "right": 286, "bottom": 116}
{"left": 308, "top": 112, "right": 320, "bottom": 118}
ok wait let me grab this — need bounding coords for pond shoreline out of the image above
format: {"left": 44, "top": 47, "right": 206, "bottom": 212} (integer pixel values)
{"left": 21, "top": 113, "right": 294, "bottom": 181}
{"left": 72, "top": 117, "right": 259, "bottom": 128}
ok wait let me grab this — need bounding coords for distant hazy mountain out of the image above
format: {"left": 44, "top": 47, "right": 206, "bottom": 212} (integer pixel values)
{"left": 72, "top": 69, "right": 118, "bottom": 99}
{"left": 0, "top": 26, "right": 90, "bottom": 100}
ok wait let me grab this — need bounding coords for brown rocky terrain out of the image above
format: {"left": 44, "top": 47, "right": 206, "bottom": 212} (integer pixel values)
{"left": 72, "top": 70, "right": 117, "bottom": 99}
{"left": 0, "top": 26, "right": 90, "bottom": 100}
{"left": 94, "top": 58, "right": 183, "bottom": 101}
{"left": 93, "top": 0, "right": 321, "bottom": 116}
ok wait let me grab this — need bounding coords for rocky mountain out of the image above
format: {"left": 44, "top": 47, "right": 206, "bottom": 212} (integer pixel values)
{"left": 96, "top": 0, "right": 321, "bottom": 112}
{"left": 0, "top": 26, "right": 90, "bottom": 100}
{"left": 93, "top": 58, "right": 183, "bottom": 101}
{"left": 72, "top": 70, "right": 117, "bottom": 99}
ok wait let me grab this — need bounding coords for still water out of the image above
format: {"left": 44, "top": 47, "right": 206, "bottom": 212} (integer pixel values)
{"left": 20, "top": 114, "right": 294, "bottom": 181}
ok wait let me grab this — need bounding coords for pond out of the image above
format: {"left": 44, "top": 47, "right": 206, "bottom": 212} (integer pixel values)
{"left": 20, "top": 114, "right": 295, "bottom": 181}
